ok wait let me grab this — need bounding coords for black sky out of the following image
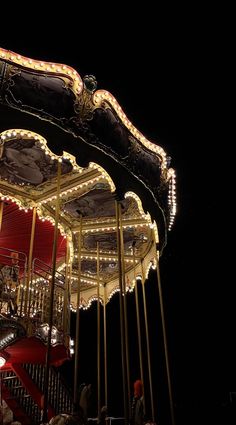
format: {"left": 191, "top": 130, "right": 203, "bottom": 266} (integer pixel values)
{"left": 1, "top": 18, "right": 229, "bottom": 422}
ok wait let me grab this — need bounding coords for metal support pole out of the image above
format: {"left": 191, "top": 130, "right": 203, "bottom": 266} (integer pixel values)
{"left": 118, "top": 203, "right": 131, "bottom": 419}
{"left": 42, "top": 162, "right": 61, "bottom": 423}
{"left": 133, "top": 252, "right": 145, "bottom": 415}
{"left": 115, "top": 200, "right": 128, "bottom": 425}
{"left": 74, "top": 216, "right": 82, "bottom": 411}
{"left": 141, "top": 262, "right": 155, "bottom": 422}
{"left": 25, "top": 206, "right": 37, "bottom": 317}
{"left": 0, "top": 368, "right": 3, "bottom": 425}
{"left": 156, "top": 254, "right": 176, "bottom": 425}
{"left": 63, "top": 238, "right": 70, "bottom": 335}
{"left": 103, "top": 284, "right": 108, "bottom": 410}
{"left": 0, "top": 201, "right": 4, "bottom": 231}
{"left": 97, "top": 243, "right": 101, "bottom": 423}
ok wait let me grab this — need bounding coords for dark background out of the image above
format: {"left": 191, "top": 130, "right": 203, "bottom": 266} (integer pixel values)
{"left": 1, "top": 15, "right": 230, "bottom": 424}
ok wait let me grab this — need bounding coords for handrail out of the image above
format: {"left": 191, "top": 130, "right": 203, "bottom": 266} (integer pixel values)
{"left": 0, "top": 246, "right": 27, "bottom": 259}
{"left": 0, "top": 246, "right": 27, "bottom": 269}
{"left": 32, "top": 257, "right": 65, "bottom": 287}
{"left": 0, "top": 246, "right": 27, "bottom": 316}
{"left": 0, "top": 248, "right": 67, "bottom": 335}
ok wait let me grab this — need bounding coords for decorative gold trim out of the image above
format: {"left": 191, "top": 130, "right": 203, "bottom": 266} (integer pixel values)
{"left": 93, "top": 90, "right": 168, "bottom": 170}
{"left": 167, "top": 168, "right": 177, "bottom": 230}
{"left": 0, "top": 126, "right": 161, "bottom": 311}
{"left": 0, "top": 49, "right": 172, "bottom": 177}
{"left": 125, "top": 191, "right": 151, "bottom": 219}
{"left": 0, "top": 128, "right": 117, "bottom": 239}
{"left": 89, "top": 162, "right": 115, "bottom": 192}
{"left": 0, "top": 129, "right": 77, "bottom": 166}
{"left": 0, "top": 48, "right": 83, "bottom": 96}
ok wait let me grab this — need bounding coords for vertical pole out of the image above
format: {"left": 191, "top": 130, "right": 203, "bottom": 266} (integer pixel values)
{"left": 0, "top": 367, "right": 3, "bottom": 425}
{"left": 97, "top": 243, "right": 101, "bottom": 423}
{"left": 141, "top": 262, "right": 155, "bottom": 422}
{"left": 24, "top": 206, "right": 37, "bottom": 316}
{"left": 42, "top": 162, "right": 61, "bottom": 423}
{"left": 20, "top": 260, "right": 27, "bottom": 317}
{"left": 68, "top": 247, "right": 72, "bottom": 334}
{"left": 74, "top": 217, "right": 82, "bottom": 411}
{"left": 115, "top": 200, "right": 128, "bottom": 425}
{"left": 63, "top": 238, "right": 70, "bottom": 335}
{"left": 103, "top": 284, "right": 108, "bottom": 410}
{"left": 41, "top": 291, "right": 45, "bottom": 323}
{"left": 118, "top": 203, "right": 131, "bottom": 418}
{"left": 0, "top": 201, "right": 4, "bottom": 231}
{"left": 133, "top": 251, "right": 145, "bottom": 414}
{"left": 156, "top": 254, "right": 176, "bottom": 425}
{"left": 0, "top": 368, "right": 3, "bottom": 425}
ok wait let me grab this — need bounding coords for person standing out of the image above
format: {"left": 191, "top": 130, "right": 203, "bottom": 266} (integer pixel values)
{"left": 131, "top": 380, "right": 144, "bottom": 425}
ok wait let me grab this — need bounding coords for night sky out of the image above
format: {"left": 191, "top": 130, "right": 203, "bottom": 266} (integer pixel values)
{"left": 1, "top": 19, "right": 229, "bottom": 424}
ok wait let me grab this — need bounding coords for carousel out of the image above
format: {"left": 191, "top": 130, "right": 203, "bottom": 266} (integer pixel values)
{"left": 0, "top": 47, "right": 176, "bottom": 425}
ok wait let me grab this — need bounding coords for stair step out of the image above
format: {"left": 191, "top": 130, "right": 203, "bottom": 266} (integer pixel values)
{"left": 2, "top": 375, "right": 17, "bottom": 380}
{"left": 4, "top": 394, "right": 31, "bottom": 400}
{"left": 10, "top": 385, "right": 24, "bottom": 389}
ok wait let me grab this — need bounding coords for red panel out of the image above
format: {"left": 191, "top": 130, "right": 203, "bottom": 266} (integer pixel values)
{"left": 0, "top": 202, "right": 66, "bottom": 267}
{"left": 3, "top": 336, "right": 69, "bottom": 366}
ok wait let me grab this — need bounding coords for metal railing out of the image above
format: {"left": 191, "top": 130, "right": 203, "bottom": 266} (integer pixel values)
{"left": 0, "top": 246, "right": 27, "bottom": 316}
{"left": 0, "top": 248, "right": 69, "bottom": 336}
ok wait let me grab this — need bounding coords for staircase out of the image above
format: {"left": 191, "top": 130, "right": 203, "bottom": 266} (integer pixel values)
{"left": 0, "top": 247, "right": 72, "bottom": 424}
{"left": 1, "top": 363, "right": 73, "bottom": 424}
{"left": 23, "top": 363, "right": 73, "bottom": 414}
{"left": 1, "top": 370, "right": 39, "bottom": 424}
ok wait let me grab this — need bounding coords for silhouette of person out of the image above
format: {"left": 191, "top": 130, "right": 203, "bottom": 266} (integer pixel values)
{"left": 79, "top": 383, "right": 92, "bottom": 423}
{"left": 48, "top": 413, "right": 85, "bottom": 424}
{"left": 98, "top": 405, "right": 108, "bottom": 425}
{"left": 131, "top": 379, "right": 144, "bottom": 425}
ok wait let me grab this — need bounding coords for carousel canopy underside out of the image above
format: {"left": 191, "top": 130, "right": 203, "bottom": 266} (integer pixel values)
{"left": 0, "top": 127, "right": 156, "bottom": 308}
{"left": 0, "top": 48, "right": 176, "bottom": 309}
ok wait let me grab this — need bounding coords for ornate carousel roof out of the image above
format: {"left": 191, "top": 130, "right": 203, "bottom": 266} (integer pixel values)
{"left": 0, "top": 47, "right": 177, "bottom": 309}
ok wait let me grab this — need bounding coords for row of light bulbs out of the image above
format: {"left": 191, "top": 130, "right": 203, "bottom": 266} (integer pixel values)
{"left": 0, "top": 49, "right": 169, "bottom": 174}
{"left": 0, "top": 53, "right": 177, "bottom": 236}
{"left": 93, "top": 90, "right": 168, "bottom": 169}
{"left": 167, "top": 168, "right": 177, "bottom": 231}
{"left": 0, "top": 49, "right": 170, "bottom": 174}
{"left": 40, "top": 176, "right": 104, "bottom": 205}
{"left": 0, "top": 128, "right": 78, "bottom": 169}
{"left": 0, "top": 48, "right": 83, "bottom": 95}
{"left": 0, "top": 129, "right": 161, "bottom": 237}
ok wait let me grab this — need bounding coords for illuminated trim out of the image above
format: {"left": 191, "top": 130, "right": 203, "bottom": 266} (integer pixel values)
{"left": 93, "top": 90, "right": 167, "bottom": 169}
{"left": 0, "top": 129, "right": 116, "bottom": 238}
{"left": 0, "top": 48, "right": 83, "bottom": 96}
{"left": 124, "top": 192, "right": 159, "bottom": 243}
{"left": 125, "top": 191, "right": 151, "bottom": 220}
{"left": 145, "top": 258, "right": 157, "bottom": 280}
{"left": 0, "top": 129, "right": 76, "bottom": 166}
{"left": 167, "top": 168, "right": 177, "bottom": 230}
{"left": 0, "top": 49, "right": 171, "bottom": 176}
{"left": 0, "top": 356, "right": 6, "bottom": 367}
{"left": 152, "top": 220, "right": 159, "bottom": 243}
{"left": 89, "top": 162, "right": 116, "bottom": 192}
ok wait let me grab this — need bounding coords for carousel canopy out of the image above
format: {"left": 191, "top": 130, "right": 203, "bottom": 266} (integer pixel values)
{"left": 0, "top": 47, "right": 177, "bottom": 309}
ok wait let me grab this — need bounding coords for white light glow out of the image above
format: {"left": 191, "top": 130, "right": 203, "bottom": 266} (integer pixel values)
{"left": 0, "top": 356, "right": 6, "bottom": 367}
